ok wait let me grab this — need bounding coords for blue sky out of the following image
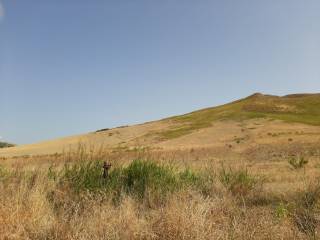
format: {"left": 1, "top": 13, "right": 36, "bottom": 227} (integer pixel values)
{"left": 0, "top": 1, "right": 319, "bottom": 144}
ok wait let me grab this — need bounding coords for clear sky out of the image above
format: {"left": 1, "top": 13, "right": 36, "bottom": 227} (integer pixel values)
{"left": 0, "top": 1, "right": 319, "bottom": 144}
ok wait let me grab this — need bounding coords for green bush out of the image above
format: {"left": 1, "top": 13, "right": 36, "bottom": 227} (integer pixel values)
{"left": 288, "top": 156, "right": 308, "bottom": 169}
{"left": 59, "top": 159, "right": 208, "bottom": 200}
{"left": 219, "top": 166, "right": 260, "bottom": 197}
{"left": 275, "top": 202, "right": 289, "bottom": 219}
{"left": 121, "top": 160, "right": 177, "bottom": 199}
{"left": 62, "top": 160, "right": 105, "bottom": 192}
{"left": 0, "top": 165, "right": 7, "bottom": 180}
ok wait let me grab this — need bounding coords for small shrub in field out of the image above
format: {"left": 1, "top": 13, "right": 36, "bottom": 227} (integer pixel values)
{"left": 179, "top": 168, "right": 214, "bottom": 196}
{"left": 291, "top": 184, "right": 320, "bottom": 237}
{"left": 121, "top": 160, "right": 178, "bottom": 199}
{"left": 1, "top": 167, "right": 11, "bottom": 182}
{"left": 179, "top": 168, "right": 202, "bottom": 186}
{"left": 219, "top": 167, "right": 260, "bottom": 197}
{"left": 293, "top": 208, "right": 317, "bottom": 237}
{"left": 288, "top": 156, "right": 308, "bottom": 169}
{"left": 47, "top": 165, "right": 58, "bottom": 181}
{"left": 0, "top": 165, "right": 8, "bottom": 180}
{"left": 275, "top": 202, "right": 289, "bottom": 219}
{"left": 62, "top": 160, "right": 105, "bottom": 192}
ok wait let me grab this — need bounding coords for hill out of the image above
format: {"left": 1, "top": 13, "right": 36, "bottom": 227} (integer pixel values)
{"left": 1, "top": 93, "right": 320, "bottom": 157}
{"left": 160, "top": 92, "right": 320, "bottom": 139}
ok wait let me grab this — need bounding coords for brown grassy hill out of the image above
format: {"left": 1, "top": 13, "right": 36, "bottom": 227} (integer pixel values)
{"left": 1, "top": 93, "right": 320, "bottom": 157}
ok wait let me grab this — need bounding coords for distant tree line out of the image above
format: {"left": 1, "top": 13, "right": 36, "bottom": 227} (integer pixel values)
{"left": 0, "top": 141, "right": 15, "bottom": 148}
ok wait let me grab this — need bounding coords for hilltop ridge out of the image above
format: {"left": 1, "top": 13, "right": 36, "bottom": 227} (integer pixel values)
{"left": 1, "top": 93, "right": 320, "bottom": 157}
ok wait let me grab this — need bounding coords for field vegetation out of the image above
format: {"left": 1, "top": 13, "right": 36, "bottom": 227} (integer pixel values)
{"left": 2, "top": 94, "right": 320, "bottom": 239}
{"left": 1, "top": 145, "right": 320, "bottom": 240}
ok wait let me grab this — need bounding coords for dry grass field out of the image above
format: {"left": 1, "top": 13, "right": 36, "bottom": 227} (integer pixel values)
{"left": 2, "top": 93, "right": 320, "bottom": 239}
{"left": 1, "top": 146, "right": 320, "bottom": 240}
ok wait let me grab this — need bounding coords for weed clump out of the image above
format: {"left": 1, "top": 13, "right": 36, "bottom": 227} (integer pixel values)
{"left": 291, "top": 184, "right": 320, "bottom": 237}
{"left": 121, "top": 160, "right": 177, "bottom": 199}
{"left": 0, "top": 165, "right": 8, "bottom": 180}
{"left": 288, "top": 156, "right": 308, "bottom": 169}
{"left": 219, "top": 166, "right": 261, "bottom": 197}
{"left": 275, "top": 202, "right": 289, "bottom": 219}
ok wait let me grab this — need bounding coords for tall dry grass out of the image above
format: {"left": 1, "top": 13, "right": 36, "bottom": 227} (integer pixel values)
{"left": 1, "top": 145, "right": 319, "bottom": 240}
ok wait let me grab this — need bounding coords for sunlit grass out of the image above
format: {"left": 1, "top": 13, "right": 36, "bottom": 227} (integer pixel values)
{"left": 159, "top": 94, "right": 320, "bottom": 139}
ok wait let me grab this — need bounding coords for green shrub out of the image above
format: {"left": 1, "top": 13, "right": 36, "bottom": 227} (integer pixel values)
{"left": 180, "top": 169, "right": 215, "bottom": 196}
{"left": 219, "top": 166, "right": 260, "bottom": 197}
{"left": 179, "top": 168, "right": 200, "bottom": 185}
{"left": 275, "top": 202, "right": 289, "bottom": 219}
{"left": 288, "top": 156, "right": 308, "bottom": 169}
{"left": 60, "top": 159, "right": 208, "bottom": 201}
{"left": 47, "top": 165, "right": 58, "bottom": 181}
{"left": 121, "top": 160, "right": 178, "bottom": 199}
{"left": 62, "top": 160, "right": 105, "bottom": 192}
{"left": 0, "top": 165, "right": 7, "bottom": 180}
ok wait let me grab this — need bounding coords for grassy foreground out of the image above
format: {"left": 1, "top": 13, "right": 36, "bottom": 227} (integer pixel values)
{"left": 1, "top": 154, "right": 320, "bottom": 240}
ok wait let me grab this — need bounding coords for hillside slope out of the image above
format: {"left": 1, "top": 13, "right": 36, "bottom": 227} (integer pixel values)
{"left": 2, "top": 93, "right": 320, "bottom": 157}
{"left": 160, "top": 93, "right": 320, "bottom": 139}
